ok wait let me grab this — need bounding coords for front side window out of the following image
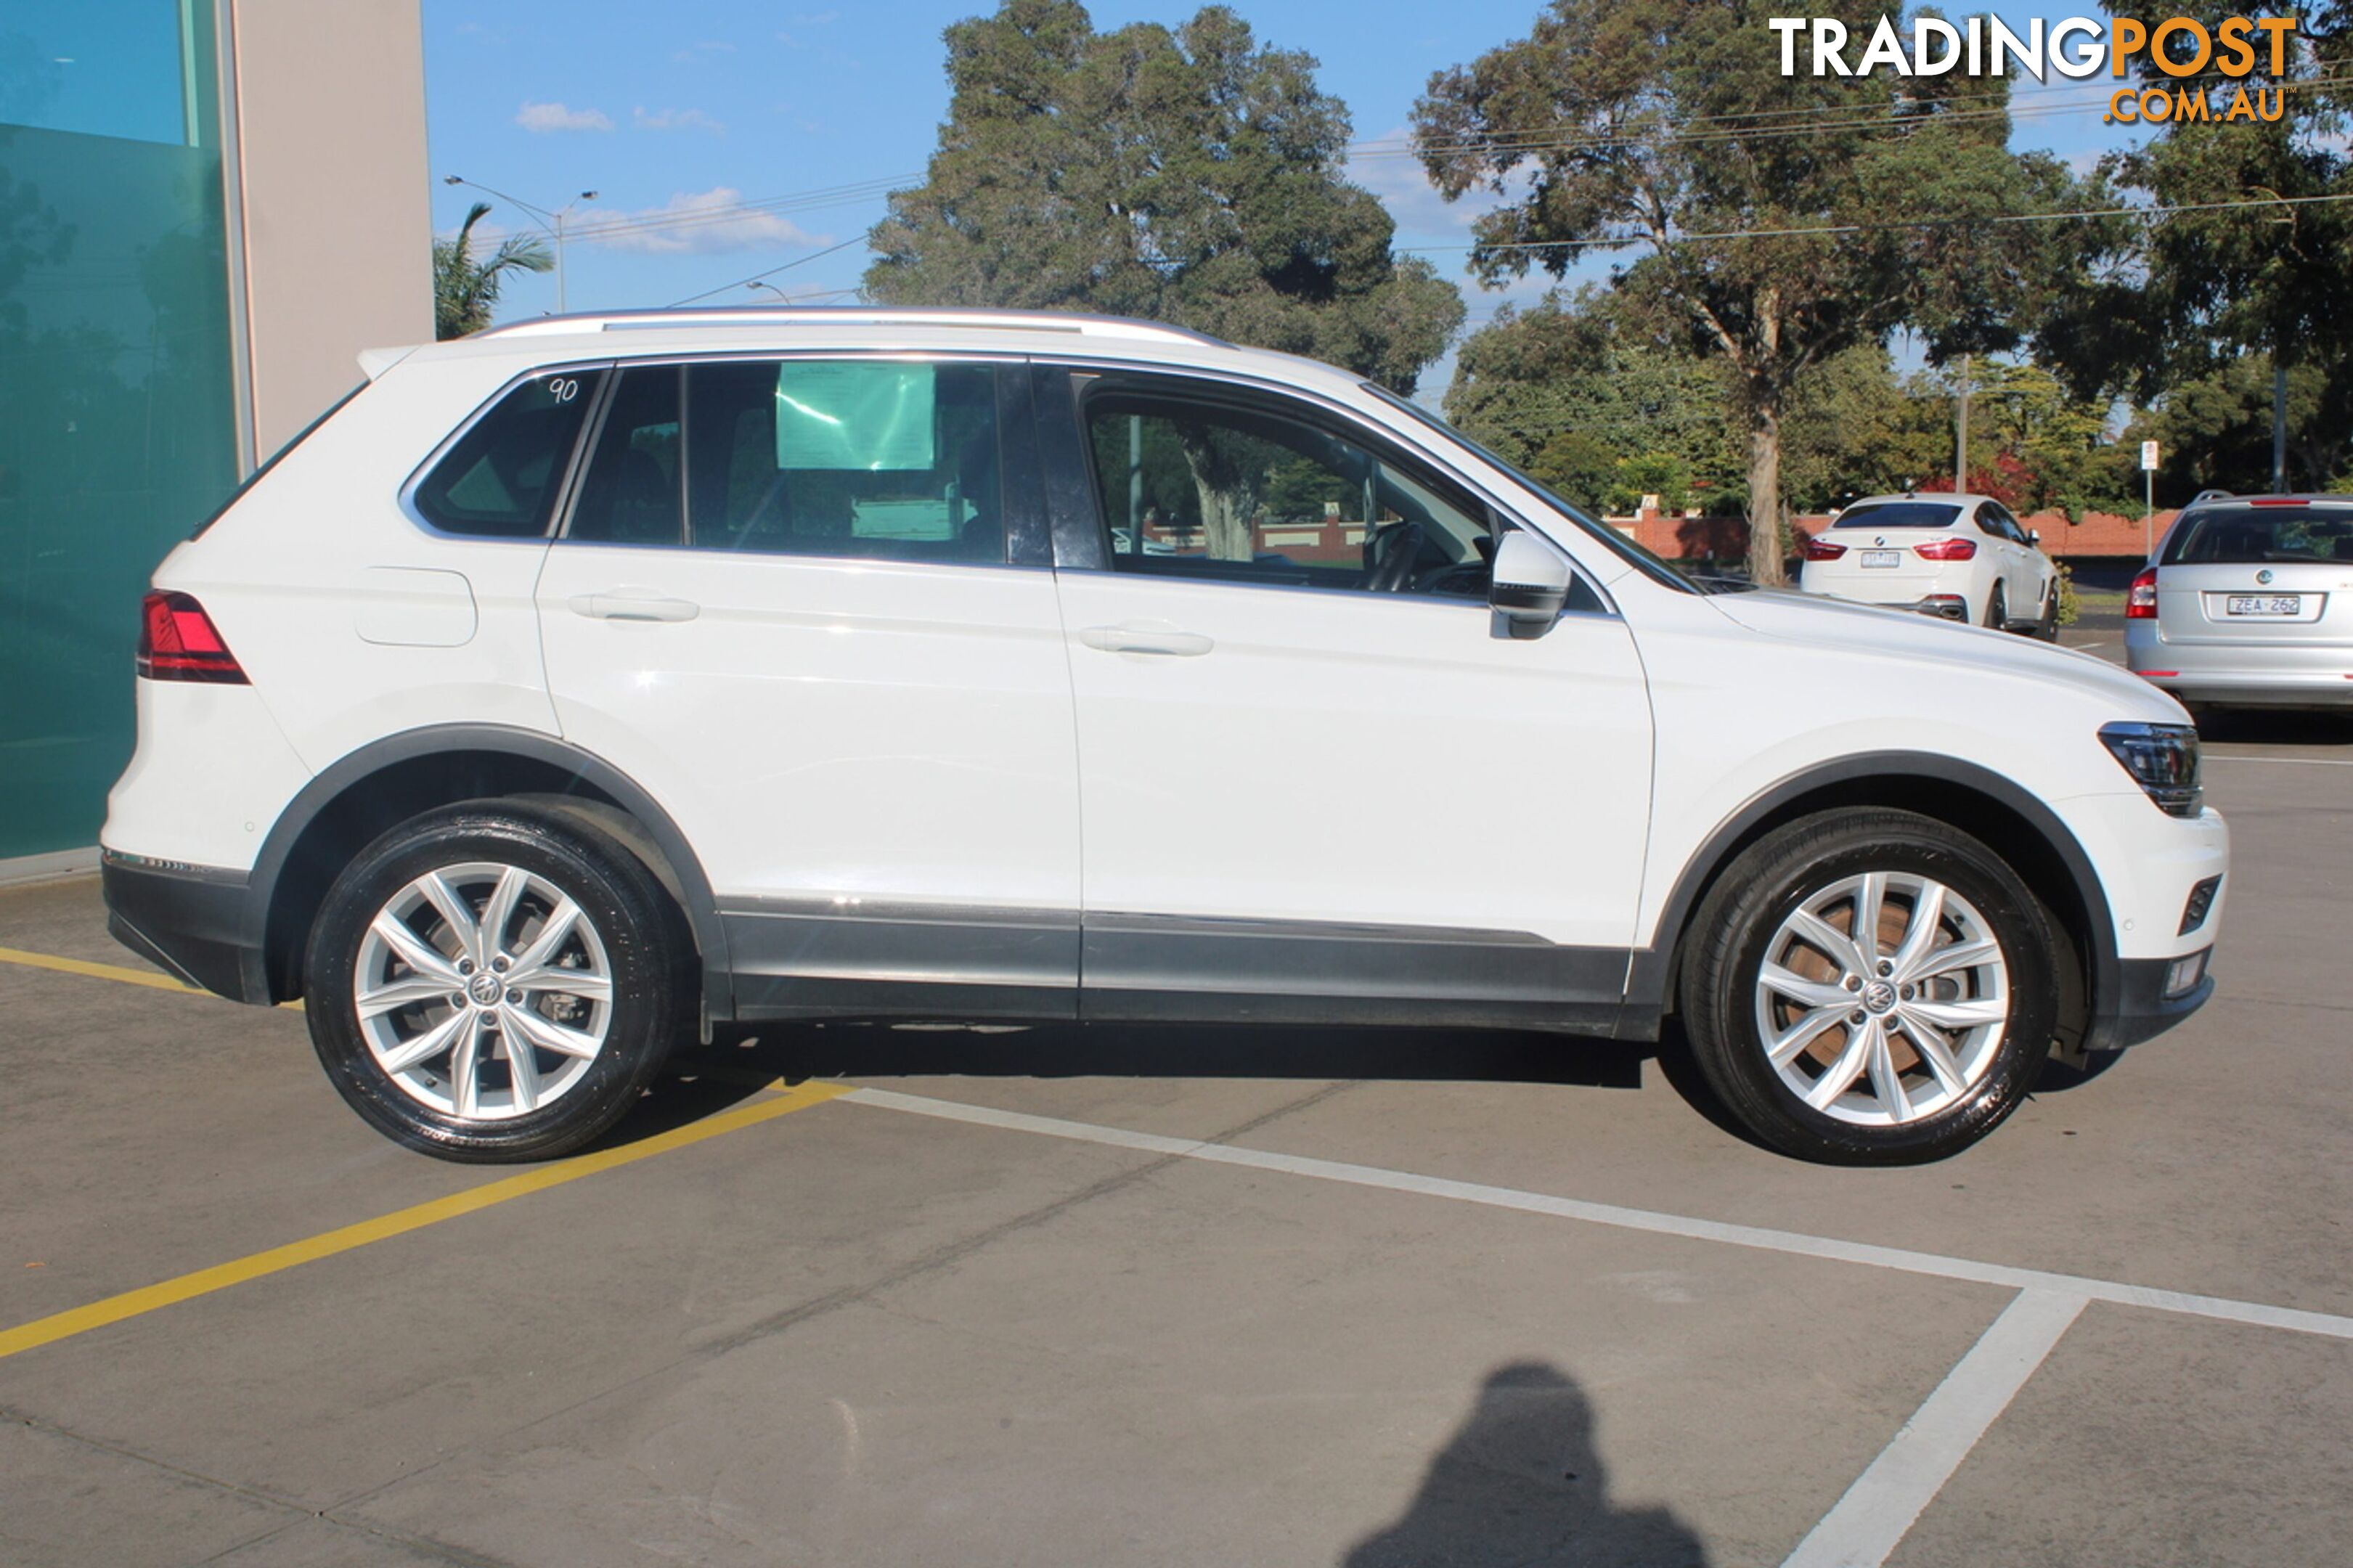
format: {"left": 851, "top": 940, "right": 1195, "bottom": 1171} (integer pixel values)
{"left": 1081, "top": 381, "right": 1494, "bottom": 599}
{"left": 559, "top": 358, "right": 1007, "bottom": 562}
{"left": 413, "top": 368, "right": 604, "bottom": 537}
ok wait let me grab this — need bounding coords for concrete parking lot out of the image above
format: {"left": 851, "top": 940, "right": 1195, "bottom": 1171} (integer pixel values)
{"left": 4, "top": 632, "right": 2349, "bottom": 1567}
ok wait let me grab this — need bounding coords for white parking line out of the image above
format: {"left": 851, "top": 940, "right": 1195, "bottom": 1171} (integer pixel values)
{"left": 1778, "top": 1289, "right": 2088, "bottom": 1568}
{"left": 840, "top": 1087, "right": 2353, "bottom": 1341}
{"left": 843, "top": 1090, "right": 2349, "bottom": 1568}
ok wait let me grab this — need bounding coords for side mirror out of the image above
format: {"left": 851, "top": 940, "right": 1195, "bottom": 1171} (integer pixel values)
{"left": 2028, "top": 528, "right": 2042, "bottom": 547}
{"left": 1489, "top": 531, "right": 1571, "bottom": 637}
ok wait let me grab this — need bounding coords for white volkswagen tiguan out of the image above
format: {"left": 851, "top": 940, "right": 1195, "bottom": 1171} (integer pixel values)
{"left": 102, "top": 309, "right": 2227, "bottom": 1166}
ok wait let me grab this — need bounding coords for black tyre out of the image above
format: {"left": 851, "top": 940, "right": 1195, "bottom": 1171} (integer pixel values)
{"left": 2035, "top": 579, "right": 2061, "bottom": 640}
{"left": 1679, "top": 809, "right": 2058, "bottom": 1165}
{"left": 1983, "top": 583, "right": 2008, "bottom": 629}
{"left": 303, "top": 801, "right": 694, "bottom": 1161}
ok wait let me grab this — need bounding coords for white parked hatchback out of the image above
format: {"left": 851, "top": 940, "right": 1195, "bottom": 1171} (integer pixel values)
{"left": 1799, "top": 491, "right": 2060, "bottom": 634}
{"left": 104, "top": 309, "right": 2226, "bottom": 1167}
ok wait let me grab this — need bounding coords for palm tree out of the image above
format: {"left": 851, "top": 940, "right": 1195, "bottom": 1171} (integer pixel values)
{"left": 433, "top": 202, "right": 553, "bottom": 339}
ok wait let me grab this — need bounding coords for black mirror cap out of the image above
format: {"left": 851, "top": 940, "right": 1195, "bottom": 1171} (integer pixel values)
{"left": 1491, "top": 581, "right": 1567, "bottom": 616}
{"left": 1490, "top": 581, "right": 1565, "bottom": 637}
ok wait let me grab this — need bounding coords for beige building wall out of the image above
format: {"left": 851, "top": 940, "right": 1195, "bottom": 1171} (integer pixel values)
{"left": 227, "top": 0, "right": 433, "bottom": 459}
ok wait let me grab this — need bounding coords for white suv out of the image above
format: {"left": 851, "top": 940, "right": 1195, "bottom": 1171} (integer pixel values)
{"left": 102, "top": 309, "right": 2227, "bottom": 1166}
{"left": 1799, "top": 491, "right": 2060, "bottom": 633}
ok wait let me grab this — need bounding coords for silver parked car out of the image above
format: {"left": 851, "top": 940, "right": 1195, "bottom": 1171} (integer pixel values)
{"left": 2126, "top": 494, "right": 2353, "bottom": 709}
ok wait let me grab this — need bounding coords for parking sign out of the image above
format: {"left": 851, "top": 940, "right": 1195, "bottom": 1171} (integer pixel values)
{"left": 2141, "top": 439, "right": 2159, "bottom": 471}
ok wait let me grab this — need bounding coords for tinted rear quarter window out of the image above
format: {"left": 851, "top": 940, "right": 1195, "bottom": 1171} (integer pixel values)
{"left": 2162, "top": 509, "right": 2353, "bottom": 565}
{"left": 413, "top": 369, "right": 604, "bottom": 537}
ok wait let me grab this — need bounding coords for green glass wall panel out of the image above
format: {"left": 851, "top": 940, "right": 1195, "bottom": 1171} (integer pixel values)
{"left": 0, "top": 0, "right": 240, "bottom": 859}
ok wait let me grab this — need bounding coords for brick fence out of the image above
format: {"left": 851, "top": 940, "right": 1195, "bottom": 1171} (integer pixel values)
{"left": 1618, "top": 506, "right": 2174, "bottom": 561}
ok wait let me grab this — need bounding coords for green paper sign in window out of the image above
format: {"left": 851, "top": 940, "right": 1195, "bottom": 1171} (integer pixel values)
{"left": 775, "top": 362, "right": 937, "bottom": 472}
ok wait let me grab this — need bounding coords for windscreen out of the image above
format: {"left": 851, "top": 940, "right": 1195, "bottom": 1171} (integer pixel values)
{"left": 1832, "top": 502, "right": 1963, "bottom": 529}
{"left": 2161, "top": 508, "right": 2353, "bottom": 565}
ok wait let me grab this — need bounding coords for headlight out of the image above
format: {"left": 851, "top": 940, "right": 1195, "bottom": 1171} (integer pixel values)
{"left": 2098, "top": 722, "right": 2203, "bottom": 817}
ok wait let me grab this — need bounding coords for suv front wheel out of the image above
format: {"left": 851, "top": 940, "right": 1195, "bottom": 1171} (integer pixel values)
{"left": 303, "top": 803, "right": 693, "bottom": 1161}
{"left": 1680, "top": 809, "right": 2058, "bottom": 1164}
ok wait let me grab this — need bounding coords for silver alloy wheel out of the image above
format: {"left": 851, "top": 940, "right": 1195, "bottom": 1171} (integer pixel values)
{"left": 352, "top": 861, "right": 613, "bottom": 1120}
{"left": 1752, "top": 872, "right": 2009, "bottom": 1127}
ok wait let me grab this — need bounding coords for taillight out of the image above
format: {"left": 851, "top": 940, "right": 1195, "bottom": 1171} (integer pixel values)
{"left": 2126, "top": 565, "right": 2158, "bottom": 619}
{"left": 137, "top": 591, "right": 248, "bottom": 683}
{"left": 1803, "top": 537, "right": 1846, "bottom": 560}
{"left": 1913, "top": 537, "right": 1978, "bottom": 561}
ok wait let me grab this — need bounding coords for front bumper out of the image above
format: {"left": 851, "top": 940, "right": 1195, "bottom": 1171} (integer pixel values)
{"left": 2087, "top": 952, "right": 2214, "bottom": 1052}
{"left": 101, "top": 852, "right": 272, "bottom": 1005}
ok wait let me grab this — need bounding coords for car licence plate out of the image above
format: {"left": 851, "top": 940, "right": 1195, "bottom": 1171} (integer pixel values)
{"left": 1860, "top": 550, "right": 1901, "bottom": 568}
{"left": 2226, "top": 595, "right": 2301, "bottom": 616}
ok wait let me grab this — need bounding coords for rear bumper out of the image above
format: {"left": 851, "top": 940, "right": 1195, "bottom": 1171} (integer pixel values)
{"left": 2132, "top": 671, "right": 2353, "bottom": 708}
{"left": 2124, "top": 625, "right": 2353, "bottom": 705}
{"left": 100, "top": 852, "right": 272, "bottom": 1005}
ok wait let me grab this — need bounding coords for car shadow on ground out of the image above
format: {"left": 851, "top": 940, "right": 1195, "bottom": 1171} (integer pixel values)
{"left": 687, "top": 1016, "right": 1652, "bottom": 1092}
{"left": 1343, "top": 1360, "right": 1712, "bottom": 1567}
{"left": 2195, "top": 709, "right": 2353, "bottom": 748}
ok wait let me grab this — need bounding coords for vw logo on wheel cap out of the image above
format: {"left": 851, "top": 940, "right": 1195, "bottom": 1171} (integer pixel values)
{"left": 468, "top": 972, "right": 504, "bottom": 1005}
{"left": 1862, "top": 980, "right": 1898, "bottom": 1013}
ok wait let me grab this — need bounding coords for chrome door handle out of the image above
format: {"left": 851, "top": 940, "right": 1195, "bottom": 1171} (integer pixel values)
{"left": 1078, "top": 624, "right": 1213, "bottom": 657}
{"left": 569, "top": 590, "right": 700, "bottom": 623}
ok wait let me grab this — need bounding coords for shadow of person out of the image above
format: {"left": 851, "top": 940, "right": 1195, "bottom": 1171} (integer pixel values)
{"left": 1342, "top": 1362, "right": 1710, "bottom": 1568}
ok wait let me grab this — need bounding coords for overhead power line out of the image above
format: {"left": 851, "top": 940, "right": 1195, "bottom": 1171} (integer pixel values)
{"left": 666, "top": 234, "right": 870, "bottom": 307}
{"left": 1398, "top": 189, "right": 2353, "bottom": 256}
{"left": 1355, "top": 68, "right": 2351, "bottom": 163}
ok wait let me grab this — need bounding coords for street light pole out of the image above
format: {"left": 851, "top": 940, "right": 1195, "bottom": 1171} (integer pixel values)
{"left": 442, "top": 176, "right": 599, "bottom": 314}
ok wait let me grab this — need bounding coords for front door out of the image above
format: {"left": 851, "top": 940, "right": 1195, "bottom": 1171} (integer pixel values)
{"left": 534, "top": 356, "right": 1081, "bottom": 1017}
{"left": 1040, "top": 369, "right": 1655, "bottom": 1029}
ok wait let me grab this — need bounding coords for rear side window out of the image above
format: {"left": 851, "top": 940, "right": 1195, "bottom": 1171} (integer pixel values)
{"left": 558, "top": 359, "right": 1007, "bottom": 562}
{"left": 1832, "top": 502, "right": 1963, "bottom": 529}
{"left": 2162, "top": 509, "right": 2353, "bottom": 565}
{"left": 568, "top": 366, "right": 683, "bottom": 545}
{"left": 413, "top": 369, "right": 604, "bottom": 537}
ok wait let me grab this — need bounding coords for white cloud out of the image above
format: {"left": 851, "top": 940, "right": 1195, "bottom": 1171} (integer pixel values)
{"left": 673, "top": 40, "right": 735, "bottom": 63}
{"left": 515, "top": 100, "right": 613, "bottom": 133}
{"left": 1345, "top": 124, "right": 1514, "bottom": 241}
{"left": 573, "top": 187, "right": 830, "bottom": 255}
{"left": 634, "top": 105, "right": 725, "bottom": 134}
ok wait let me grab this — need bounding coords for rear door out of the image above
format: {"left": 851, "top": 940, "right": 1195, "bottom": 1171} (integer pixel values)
{"left": 533, "top": 355, "right": 1082, "bottom": 1018}
{"left": 1037, "top": 366, "right": 1654, "bottom": 1029}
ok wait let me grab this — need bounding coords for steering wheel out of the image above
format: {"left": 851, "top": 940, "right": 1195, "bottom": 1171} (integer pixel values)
{"left": 1363, "top": 521, "right": 1426, "bottom": 593}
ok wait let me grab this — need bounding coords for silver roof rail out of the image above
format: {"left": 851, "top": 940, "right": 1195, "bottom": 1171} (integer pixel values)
{"left": 478, "top": 305, "right": 1233, "bottom": 348}
{"left": 2189, "top": 489, "right": 2233, "bottom": 504}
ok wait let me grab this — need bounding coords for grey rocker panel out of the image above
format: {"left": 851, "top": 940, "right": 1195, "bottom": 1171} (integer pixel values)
{"left": 721, "top": 898, "right": 1628, "bottom": 1031}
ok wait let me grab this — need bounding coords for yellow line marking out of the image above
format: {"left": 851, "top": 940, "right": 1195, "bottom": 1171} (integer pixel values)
{"left": 0, "top": 944, "right": 202, "bottom": 995}
{"left": 0, "top": 944, "right": 303, "bottom": 1010}
{"left": 0, "top": 1079, "right": 851, "bottom": 1361}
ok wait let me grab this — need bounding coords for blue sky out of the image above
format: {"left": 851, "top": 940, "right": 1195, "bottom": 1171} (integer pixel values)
{"left": 423, "top": 1, "right": 2149, "bottom": 388}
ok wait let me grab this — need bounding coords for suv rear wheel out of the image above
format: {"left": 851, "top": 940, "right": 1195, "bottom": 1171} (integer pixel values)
{"left": 303, "top": 803, "right": 692, "bottom": 1162}
{"left": 1679, "top": 809, "right": 2058, "bottom": 1164}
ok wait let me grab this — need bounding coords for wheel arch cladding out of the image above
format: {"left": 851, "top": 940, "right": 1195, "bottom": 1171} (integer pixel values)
{"left": 249, "top": 726, "right": 731, "bottom": 1018}
{"left": 1633, "top": 754, "right": 2110, "bottom": 1050}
